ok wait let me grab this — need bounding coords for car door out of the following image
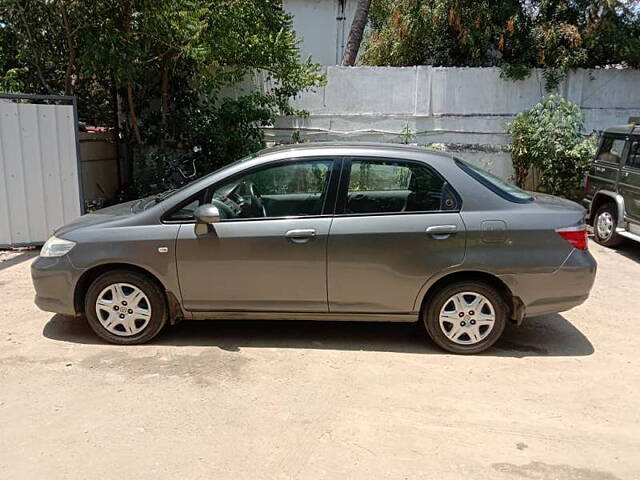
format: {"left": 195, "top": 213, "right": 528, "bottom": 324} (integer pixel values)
{"left": 174, "top": 157, "right": 339, "bottom": 312}
{"left": 619, "top": 139, "right": 640, "bottom": 233}
{"left": 327, "top": 157, "right": 466, "bottom": 313}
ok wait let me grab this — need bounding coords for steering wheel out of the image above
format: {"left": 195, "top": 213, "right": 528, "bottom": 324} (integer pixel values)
{"left": 228, "top": 180, "right": 266, "bottom": 218}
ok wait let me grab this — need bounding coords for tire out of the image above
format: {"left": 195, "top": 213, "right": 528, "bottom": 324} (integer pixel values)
{"left": 423, "top": 281, "right": 507, "bottom": 354}
{"left": 593, "top": 203, "right": 624, "bottom": 247}
{"left": 84, "top": 270, "right": 168, "bottom": 345}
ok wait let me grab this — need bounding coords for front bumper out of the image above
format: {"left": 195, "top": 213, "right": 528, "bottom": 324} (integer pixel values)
{"left": 499, "top": 248, "right": 597, "bottom": 318}
{"left": 31, "top": 255, "right": 82, "bottom": 316}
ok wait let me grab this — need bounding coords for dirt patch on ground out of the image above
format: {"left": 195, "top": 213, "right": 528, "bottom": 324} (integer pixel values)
{"left": 1, "top": 242, "right": 639, "bottom": 479}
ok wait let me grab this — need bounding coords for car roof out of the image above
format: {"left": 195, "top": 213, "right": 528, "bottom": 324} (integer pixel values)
{"left": 254, "top": 141, "right": 454, "bottom": 160}
{"left": 602, "top": 124, "right": 640, "bottom": 136}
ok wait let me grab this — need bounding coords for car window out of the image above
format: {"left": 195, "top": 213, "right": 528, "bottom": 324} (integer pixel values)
{"left": 211, "top": 159, "right": 333, "bottom": 220}
{"left": 165, "top": 190, "right": 208, "bottom": 221}
{"left": 455, "top": 158, "right": 533, "bottom": 203}
{"left": 344, "top": 159, "right": 459, "bottom": 214}
{"left": 349, "top": 162, "right": 412, "bottom": 191}
{"left": 597, "top": 137, "right": 626, "bottom": 164}
{"left": 250, "top": 162, "right": 329, "bottom": 195}
{"left": 627, "top": 141, "right": 640, "bottom": 169}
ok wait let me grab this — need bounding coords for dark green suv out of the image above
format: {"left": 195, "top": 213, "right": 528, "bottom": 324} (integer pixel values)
{"left": 583, "top": 124, "right": 640, "bottom": 247}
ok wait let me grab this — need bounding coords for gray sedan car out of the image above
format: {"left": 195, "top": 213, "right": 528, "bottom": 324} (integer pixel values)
{"left": 32, "top": 143, "right": 596, "bottom": 354}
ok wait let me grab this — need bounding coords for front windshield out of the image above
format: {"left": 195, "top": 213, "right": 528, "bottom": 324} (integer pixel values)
{"left": 455, "top": 158, "right": 533, "bottom": 202}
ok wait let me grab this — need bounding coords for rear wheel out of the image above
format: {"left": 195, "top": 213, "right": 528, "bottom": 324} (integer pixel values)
{"left": 423, "top": 281, "right": 507, "bottom": 354}
{"left": 593, "top": 203, "right": 624, "bottom": 247}
{"left": 84, "top": 270, "right": 167, "bottom": 345}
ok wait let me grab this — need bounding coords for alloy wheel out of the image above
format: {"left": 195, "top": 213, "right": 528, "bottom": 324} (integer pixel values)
{"left": 95, "top": 283, "right": 152, "bottom": 336}
{"left": 438, "top": 292, "right": 496, "bottom": 345}
{"left": 596, "top": 211, "right": 614, "bottom": 241}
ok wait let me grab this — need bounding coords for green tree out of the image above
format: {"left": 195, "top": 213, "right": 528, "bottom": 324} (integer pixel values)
{"left": 362, "top": 0, "right": 530, "bottom": 67}
{"left": 0, "top": 0, "right": 323, "bottom": 195}
{"left": 361, "top": 0, "right": 640, "bottom": 89}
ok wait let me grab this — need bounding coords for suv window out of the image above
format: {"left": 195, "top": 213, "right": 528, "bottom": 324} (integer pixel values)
{"left": 344, "top": 159, "right": 459, "bottom": 214}
{"left": 597, "top": 137, "right": 626, "bottom": 164}
{"left": 627, "top": 141, "right": 640, "bottom": 169}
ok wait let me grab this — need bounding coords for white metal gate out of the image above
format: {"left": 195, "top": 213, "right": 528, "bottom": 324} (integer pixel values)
{"left": 0, "top": 94, "right": 83, "bottom": 247}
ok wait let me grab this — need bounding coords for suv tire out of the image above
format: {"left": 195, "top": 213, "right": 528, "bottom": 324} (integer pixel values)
{"left": 84, "top": 270, "right": 168, "bottom": 345}
{"left": 423, "top": 281, "right": 507, "bottom": 354}
{"left": 593, "top": 203, "right": 624, "bottom": 247}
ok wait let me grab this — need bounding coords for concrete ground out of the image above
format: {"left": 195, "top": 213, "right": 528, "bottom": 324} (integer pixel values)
{"left": 0, "top": 241, "right": 639, "bottom": 480}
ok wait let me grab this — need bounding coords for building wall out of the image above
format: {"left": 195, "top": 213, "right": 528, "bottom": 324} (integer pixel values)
{"left": 283, "top": 0, "right": 358, "bottom": 65}
{"left": 79, "top": 132, "right": 119, "bottom": 205}
{"left": 266, "top": 66, "right": 640, "bottom": 179}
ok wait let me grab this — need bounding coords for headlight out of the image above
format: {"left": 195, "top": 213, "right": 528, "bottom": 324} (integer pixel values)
{"left": 40, "top": 236, "right": 76, "bottom": 258}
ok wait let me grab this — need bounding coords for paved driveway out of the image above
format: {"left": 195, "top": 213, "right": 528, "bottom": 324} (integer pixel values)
{"left": 1, "top": 241, "right": 639, "bottom": 479}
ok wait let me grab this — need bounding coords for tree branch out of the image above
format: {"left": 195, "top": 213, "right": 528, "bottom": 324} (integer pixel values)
{"left": 15, "top": 3, "right": 56, "bottom": 94}
{"left": 59, "top": 0, "right": 77, "bottom": 96}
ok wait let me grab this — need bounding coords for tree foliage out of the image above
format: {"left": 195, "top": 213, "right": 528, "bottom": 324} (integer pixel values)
{"left": 361, "top": 0, "right": 640, "bottom": 89}
{"left": 507, "top": 94, "right": 596, "bottom": 198}
{"left": 0, "top": 0, "right": 323, "bottom": 196}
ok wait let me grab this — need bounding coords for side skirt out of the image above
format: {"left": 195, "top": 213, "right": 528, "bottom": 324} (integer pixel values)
{"left": 188, "top": 311, "right": 419, "bottom": 322}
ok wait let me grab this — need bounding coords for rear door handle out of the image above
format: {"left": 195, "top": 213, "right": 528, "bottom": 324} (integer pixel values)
{"left": 426, "top": 225, "right": 458, "bottom": 239}
{"left": 285, "top": 228, "right": 316, "bottom": 243}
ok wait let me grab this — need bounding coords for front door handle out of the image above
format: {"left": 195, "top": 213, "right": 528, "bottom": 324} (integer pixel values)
{"left": 426, "top": 224, "right": 458, "bottom": 239}
{"left": 285, "top": 228, "right": 316, "bottom": 243}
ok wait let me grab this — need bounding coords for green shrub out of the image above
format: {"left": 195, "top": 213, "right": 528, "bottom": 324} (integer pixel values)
{"left": 130, "top": 94, "right": 275, "bottom": 198}
{"left": 507, "top": 94, "right": 596, "bottom": 199}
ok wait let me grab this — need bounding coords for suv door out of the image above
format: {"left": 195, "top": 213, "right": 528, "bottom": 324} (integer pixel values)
{"left": 587, "top": 135, "right": 626, "bottom": 199}
{"left": 619, "top": 139, "right": 640, "bottom": 232}
{"left": 327, "top": 157, "right": 465, "bottom": 313}
{"left": 174, "top": 157, "right": 339, "bottom": 312}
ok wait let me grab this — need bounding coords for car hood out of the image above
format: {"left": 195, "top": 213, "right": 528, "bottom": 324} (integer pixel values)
{"left": 54, "top": 200, "right": 139, "bottom": 237}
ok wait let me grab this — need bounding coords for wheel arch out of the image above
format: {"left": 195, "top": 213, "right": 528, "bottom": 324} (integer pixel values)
{"left": 74, "top": 263, "right": 184, "bottom": 323}
{"left": 417, "top": 270, "right": 523, "bottom": 324}
{"left": 589, "top": 191, "right": 625, "bottom": 227}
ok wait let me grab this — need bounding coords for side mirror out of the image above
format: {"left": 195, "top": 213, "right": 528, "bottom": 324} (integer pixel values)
{"left": 194, "top": 204, "right": 220, "bottom": 224}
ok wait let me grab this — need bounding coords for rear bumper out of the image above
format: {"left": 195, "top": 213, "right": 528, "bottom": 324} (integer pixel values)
{"left": 499, "top": 248, "right": 597, "bottom": 318}
{"left": 31, "top": 255, "right": 81, "bottom": 316}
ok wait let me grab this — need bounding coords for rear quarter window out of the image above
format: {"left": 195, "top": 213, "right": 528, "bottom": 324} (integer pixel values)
{"left": 627, "top": 141, "right": 640, "bottom": 169}
{"left": 455, "top": 159, "right": 533, "bottom": 203}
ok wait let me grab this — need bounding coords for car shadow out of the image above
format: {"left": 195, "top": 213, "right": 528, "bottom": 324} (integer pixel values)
{"left": 43, "top": 313, "right": 594, "bottom": 358}
{"left": 0, "top": 250, "right": 38, "bottom": 271}
{"left": 611, "top": 239, "right": 640, "bottom": 262}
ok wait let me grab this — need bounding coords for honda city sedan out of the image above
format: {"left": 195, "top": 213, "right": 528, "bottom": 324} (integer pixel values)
{"left": 32, "top": 143, "right": 596, "bottom": 354}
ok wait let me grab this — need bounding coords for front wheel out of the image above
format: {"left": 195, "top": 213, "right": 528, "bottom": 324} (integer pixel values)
{"left": 423, "top": 281, "right": 507, "bottom": 354}
{"left": 84, "top": 270, "right": 168, "bottom": 345}
{"left": 593, "top": 203, "right": 624, "bottom": 247}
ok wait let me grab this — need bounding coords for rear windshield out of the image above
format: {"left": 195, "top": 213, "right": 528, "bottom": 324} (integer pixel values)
{"left": 455, "top": 159, "right": 533, "bottom": 203}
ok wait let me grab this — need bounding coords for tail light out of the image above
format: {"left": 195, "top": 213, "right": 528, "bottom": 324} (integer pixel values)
{"left": 556, "top": 225, "right": 588, "bottom": 250}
